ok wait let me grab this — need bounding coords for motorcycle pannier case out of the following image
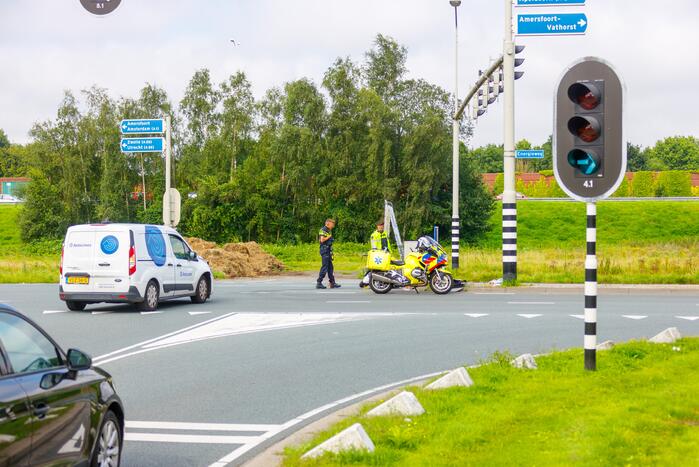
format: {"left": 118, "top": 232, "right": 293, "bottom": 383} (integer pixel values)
{"left": 367, "top": 250, "right": 391, "bottom": 271}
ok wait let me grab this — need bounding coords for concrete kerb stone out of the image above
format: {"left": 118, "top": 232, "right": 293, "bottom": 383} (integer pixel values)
{"left": 366, "top": 391, "right": 425, "bottom": 417}
{"left": 511, "top": 353, "right": 538, "bottom": 369}
{"left": 649, "top": 327, "right": 682, "bottom": 344}
{"left": 301, "top": 423, "right": 375, "bottom": 459}
{"left": 596, "top": 340, "right": 615, "bottom": 351}
{"left": 425, "top": 367, "right": 474, "bottom": 390}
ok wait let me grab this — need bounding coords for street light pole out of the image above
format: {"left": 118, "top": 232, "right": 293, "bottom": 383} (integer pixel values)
{"left": 450, "top": 0, "right": 462, "bottom": 270}
{"left": 502, "top": 0, "right": 517, "bottom": 281}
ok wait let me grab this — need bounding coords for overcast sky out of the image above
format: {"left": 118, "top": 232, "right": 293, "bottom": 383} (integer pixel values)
{"left": 1, "top": 0, "right": 697, "bottom": 149}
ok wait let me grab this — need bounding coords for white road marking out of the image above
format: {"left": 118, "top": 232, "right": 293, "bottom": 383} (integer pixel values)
{"left": 95, "top": 312, "right": 399, "bottom": 365}
{"left": 43, "top": 310, "right": 68, "bottom": 314}
{"left": 125, "top": 421, "right": 281, "bottom": 432}
{"left": 464, "top": 313, "right": 489, "bottom": 318}
{"left": 622, "top": 315, "right": 648, "bottom": 320}
{"left": 326, "top": 300, "right": 371, "bottom": 304}
{"left": 140, "top": 311, "right": 162, "bottom": 315}
{"left": 508, "top": 301, "right": 555, "bottom": 305}
{"left": 676, "top": 316, "right": 699, "bottom": 321}
{"left": 125, "top": 433, "right": 259, "bottom": 445}
{"left": 570, "top": 314, "right": 585, "bottom": 320}
{"left": 209, "top": 369, "right": 446, "bottom": 467}
{"left": 91, "top": 311, "right": 111, "bottom": 315}
{"left": 93, "top": 312, "right": 239, "bottom": 363}
{"left": 188, "top": 311, "right": 212, "bottom": 316}
{"left": 517, "top": 314, "right": 543, "bottom": 319}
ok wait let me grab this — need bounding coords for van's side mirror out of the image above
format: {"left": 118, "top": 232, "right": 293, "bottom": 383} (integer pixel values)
{"left": 189, "top": 251, "right": 198, "bottom": 261}
{"left": 67, "top": 348, "right": 92, "bottom": 371}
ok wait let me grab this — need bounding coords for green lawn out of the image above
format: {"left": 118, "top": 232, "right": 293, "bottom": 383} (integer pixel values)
{"left": 283, "top": 338, "right": 699, "bottom": 466}
{"left": 2, "top": 201, "right": 698, "bottom": 284}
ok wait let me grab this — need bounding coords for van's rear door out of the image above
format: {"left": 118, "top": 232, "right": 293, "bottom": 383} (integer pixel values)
{"left": 62, "top": 228, "right": 97, "bottom": 292}
{"left": 90, "top": 229, "right": 131, "bottom": 293}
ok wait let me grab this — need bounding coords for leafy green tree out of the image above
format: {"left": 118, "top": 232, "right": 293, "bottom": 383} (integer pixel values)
{"left": 468, "top": 144, "right": 503, "bottom": 173}
{"left": 627, "top": 143, "right": 649, "bottom": 172}
{"left": 647, "top": 136, "right": 699, "bottom": 170}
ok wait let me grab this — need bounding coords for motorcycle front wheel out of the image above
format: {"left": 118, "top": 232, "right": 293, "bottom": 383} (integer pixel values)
{"left": 429, "top": 271, "right": 453, "bottom": 294}
{"left": 369, "top": 275, "right": 393, "bottom": 294}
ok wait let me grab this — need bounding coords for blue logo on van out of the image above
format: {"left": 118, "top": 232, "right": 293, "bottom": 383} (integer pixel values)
{"left": 100, "top": 235, "right": 119, "bottom": 255}
{"left": 145, "top": 226, "right": 167, "bottom": 267}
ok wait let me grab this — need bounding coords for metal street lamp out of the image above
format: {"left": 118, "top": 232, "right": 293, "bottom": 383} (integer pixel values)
{"left": 450, "top": 0, "right": 461, "bottom": 269}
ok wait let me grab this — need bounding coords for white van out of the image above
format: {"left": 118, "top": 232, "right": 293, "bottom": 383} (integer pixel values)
{"left": 59, "top": 223, "right": 213, "bottom": 311}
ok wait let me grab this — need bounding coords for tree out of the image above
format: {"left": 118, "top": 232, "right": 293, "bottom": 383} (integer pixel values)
{"left": 364, "top": 34, "right": 407, "bottom": 102}
{"left": 647, "top": 136, "right": 699, "bottom": 171}
{"left": 627, "top": 142, "right": 649, "bottom": 171}
{"left": 468, "top": 144, "right": 503, "bottom": 173}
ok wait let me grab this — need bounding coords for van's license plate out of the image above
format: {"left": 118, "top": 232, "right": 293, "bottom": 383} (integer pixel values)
{"left": 66, "top": 276, "right": 89, "bottom": 285}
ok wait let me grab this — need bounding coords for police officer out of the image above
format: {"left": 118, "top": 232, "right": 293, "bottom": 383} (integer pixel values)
{"left": 370, "top": 220, "right": 391, "bottom": 252}
{"left": 317, "top": 218, "right": 341, "bottom": 289}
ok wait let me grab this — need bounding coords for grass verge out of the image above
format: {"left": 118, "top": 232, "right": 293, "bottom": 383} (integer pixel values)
{"left": 283, "top": 338, "right": 699, "bottom": 466}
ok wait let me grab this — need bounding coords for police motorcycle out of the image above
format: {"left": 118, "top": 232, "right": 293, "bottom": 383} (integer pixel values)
{"left": 362, "top": 236, "right": 457, "bottom": 295}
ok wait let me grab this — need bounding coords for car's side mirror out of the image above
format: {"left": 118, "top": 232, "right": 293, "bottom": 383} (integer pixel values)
{"left": 67, "top": 348, "right": 92, "bottom": 371}
{"left": 189, "top": 251, "right": 198, "bottom": 261}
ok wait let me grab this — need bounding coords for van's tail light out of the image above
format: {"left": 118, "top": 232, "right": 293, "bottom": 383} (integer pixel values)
{"left": 129, "top": 230, "right": 136, "bottom": 275}
{"left": 60, "top": 245, "right": 64, "bottom": 275}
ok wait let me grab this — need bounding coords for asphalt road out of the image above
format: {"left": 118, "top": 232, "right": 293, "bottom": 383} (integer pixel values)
{"left": 1, "top": 278, "right": 697, "bottom": 466}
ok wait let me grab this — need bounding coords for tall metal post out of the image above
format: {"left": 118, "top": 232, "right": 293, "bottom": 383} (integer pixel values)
{"left": 163, "top": 115, "right": 172, "bottom": 227}
{"left": 450, "top": 0, "right": 461, "bottom": 269}
{"left": 584, "top": 202, "right": 598, "bottom": 371}
{"left": 502, "top": 0, "right": 517, "bottom": 281}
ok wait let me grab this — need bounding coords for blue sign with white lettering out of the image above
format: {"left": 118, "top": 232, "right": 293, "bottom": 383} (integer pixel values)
{"left": 120, "top": 138, "right": 164, "bottom": 153}
{"left": 516, "top": 150, "right": 545, "bottom": 159}
{"left": 516, "top": 0, "right": 585, "bottom": 6}
{"left": 517, "top": 13, "right": 588, "bottom": 36}
{"left": 120, "top": 119, "right": 164, "bottom": 134}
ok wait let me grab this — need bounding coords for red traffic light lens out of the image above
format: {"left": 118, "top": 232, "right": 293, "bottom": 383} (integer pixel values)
{"left": 568, "top": 83, "right": 601, "bottom": 110}
{"left": 568, "top": 116, "right": 601, "bottom": 143}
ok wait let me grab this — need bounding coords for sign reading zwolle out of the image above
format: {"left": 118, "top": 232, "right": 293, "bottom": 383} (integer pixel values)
{"left": 518, "top": 13, "right": 588, "bottom": 36}
{"left": 120, "top": 138, "right": 164, "bottom": 153}
{"left": 515, "top": 0, "right": 585, "bottom": 6}
{"left": 120, "top": 119, "right": 164, "bottom": 134}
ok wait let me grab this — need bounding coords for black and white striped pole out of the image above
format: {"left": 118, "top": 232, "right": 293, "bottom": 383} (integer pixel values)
{"left": 502, "top": 203, "right": 517, "bottom": 278}
{"left": 584, "top": 202, "right": 597, "bottom": 370}
{"left": 450, "top": 0, "right": 461, "bottom": 269}
{"left": 553, "top": 57, "right": 626, "bottom": 372}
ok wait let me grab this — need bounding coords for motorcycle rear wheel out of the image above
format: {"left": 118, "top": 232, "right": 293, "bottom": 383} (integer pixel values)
{"left": 429, "top": 272, "right": 453, "bottom": 294}
{"left": 369, "top": 275, "right": 393, "bottom": 294}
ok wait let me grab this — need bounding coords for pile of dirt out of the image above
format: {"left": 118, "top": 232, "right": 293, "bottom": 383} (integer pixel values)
{"left": 187, "top": 238, "right": 285, "bottom": 278}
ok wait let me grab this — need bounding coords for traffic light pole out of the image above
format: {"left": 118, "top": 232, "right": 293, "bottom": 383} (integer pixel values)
{"left": 584, "top": 202, "right": 597, "bottom": 370}
{"left": 502, "top": 0, "right": 517, "bottom": 281}
{"left": 451, "top": 3, "right": 461, "bottom": 270}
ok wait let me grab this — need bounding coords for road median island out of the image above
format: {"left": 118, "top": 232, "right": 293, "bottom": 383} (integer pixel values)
{"left": 280, "top": 338, "right": 699, "bottom": 466}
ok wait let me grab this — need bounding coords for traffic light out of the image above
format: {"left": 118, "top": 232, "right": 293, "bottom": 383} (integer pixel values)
{"left": 514, "top": 45, "right": 525, "bottom": 80}
{"left": 554, "top": 57, "right": 626, "bottom": 201}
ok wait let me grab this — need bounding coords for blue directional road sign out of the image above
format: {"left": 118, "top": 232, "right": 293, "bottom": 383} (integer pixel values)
{"left": 120, "top": 119, "right": 164, "bottom": 134}
{"left": 516, "top": 149, "right": 545, "bottom": 159}
{"left": 515, "top": 0, "right": 585, "bottom": 6}
{"left": 517, "top": 13, "right": 588, "bottom": 36}
{"left": 120, "top": 138, "right": 164, "bottom": 153}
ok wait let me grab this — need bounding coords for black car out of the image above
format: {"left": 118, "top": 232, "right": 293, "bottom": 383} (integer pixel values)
{"left": 0, "top": 304, "right": 124, "bottom": 466}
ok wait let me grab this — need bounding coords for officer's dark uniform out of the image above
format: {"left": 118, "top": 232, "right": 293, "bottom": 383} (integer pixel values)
{"left": 317, "top": 225, "right": 336, "bottom": 286}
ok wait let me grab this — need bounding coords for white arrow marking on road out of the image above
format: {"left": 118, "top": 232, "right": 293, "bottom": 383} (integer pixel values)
{"left": 140, "top": 311, "right": 162, "bottom": 315}
{"left": 676, "top": 316, "right": 699, "bottom": 321}
{"left": 43, "top": 310, "right": 68, "bottom": 314}
{"left": 622, "top": 315, "right": 648, "bottom": 320}
{"left": 517, "top": 314, "right": 543, "bottom": 319}
{"left": 570, "top": 314, "right": 585, "bottom": 320}
{"left": 189, "top": 311, "right": 211, "bottom": 316}
{"left": 464, "top": 313, "right": 489, "bottom": 318}
{"left": 508, "top": 301, "right": 555, "bottom": 305}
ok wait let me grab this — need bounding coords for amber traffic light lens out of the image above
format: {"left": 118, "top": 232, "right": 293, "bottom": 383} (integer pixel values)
{"left": 568, "top": 116, "right": 601, "bottom": 143}
{"left": 568, "top": 83, "right": 601, "bottom": 110}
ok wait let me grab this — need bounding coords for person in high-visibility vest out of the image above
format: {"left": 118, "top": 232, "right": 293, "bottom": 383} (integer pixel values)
{"left": 370, "top": 220, "right": 391, "bottom": 252}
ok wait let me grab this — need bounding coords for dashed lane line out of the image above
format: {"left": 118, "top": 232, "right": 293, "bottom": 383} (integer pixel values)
{"left": 464, "top": 313, "right": 489, "bottom": 318}
{"left": 622, "top": 315, "right": 648, "bottom": 320}
{"left": 676, "top": 316, "right": 699, "bottom": 321}
{"left": 517, "top": 314, "right": 543, "bottom": 319}
{"left": 508, "top": 301, "right": 555, "bottom": 305}
{"left": 43, "top": 310, "right": 69, "bottom": 314}
{"left": 189, "top": 311, "right": 212, "bottom": 316}
{"left": 570, "top": 314, "right": 585, "bottom": 320}
{"left": 140, "top": 311, "right": 162, "bottom": 315}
